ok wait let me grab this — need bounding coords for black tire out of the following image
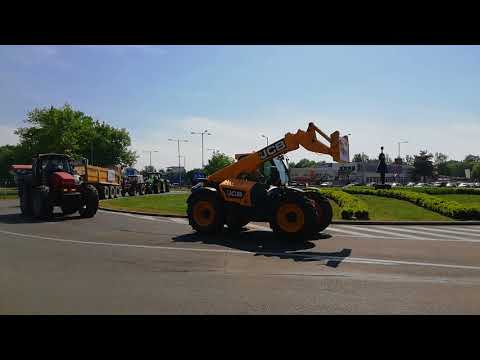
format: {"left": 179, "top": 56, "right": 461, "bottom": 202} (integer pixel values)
{"left": 20, "top": 183, "right": 33, "bottom": 216}
{"left": 121, "top": 189, "right": 126, "bottom": 197}
{"left": 225, "top": 209, "right": 250, "bottom": 232}
{"left": 32, "top": 186, "right": 53, "bottom": 220}
{"left": 61, "top": 206, "right": 77, "bottom": 216}
{"left": 154, "top": 184, "right": 159, "bottom": 194}
{"left": 79, "top": 185, "right": 99, "bottom": 218}
{"left": 187, "top": 191, "right": 224, "bottom": 234}
{"left": 139, "top": 186, "right": 145, "bottom": 196}
{"left": 304, "top": 192, "right": 333, "bottom": 233}
{"left": 104, "top": 185, "right": 110, "bottom": 199}
{"left": 128, "top": 187, "right": 135, "bottom": 196}
{"left": 112, "top": 186, "right": 117, "bottom": 198}
{"left": 270, "top": 196, "right": 317, "bottom": 240}
{"left": 98, "top": 185, "right": 106, "bottom": 200}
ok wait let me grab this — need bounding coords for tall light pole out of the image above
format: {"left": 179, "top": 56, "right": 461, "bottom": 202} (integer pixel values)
{"left": 143, "top": 150, "right": 159, "bottom": 168}
{"left": 168, "top": 138, "right": 188, "bottom": 185}
{"left": 261, "top": 134, "right": 269, "bottom": 146}
{"left": 191, "top": 130, "right": 211, "bottom": 168}
{"left": 398, "top": 140, "right": 408, "bottom": 159}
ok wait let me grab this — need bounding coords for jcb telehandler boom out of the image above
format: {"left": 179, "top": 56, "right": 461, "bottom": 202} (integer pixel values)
{"left": 187, "top": 122, "right": 349, "bottom": 239}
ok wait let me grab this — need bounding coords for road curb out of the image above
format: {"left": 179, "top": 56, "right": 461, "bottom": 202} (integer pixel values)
{"left": 98, "top": 207, "right": 480, "bottom": 225}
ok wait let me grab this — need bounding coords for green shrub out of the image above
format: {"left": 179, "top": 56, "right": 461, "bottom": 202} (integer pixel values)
{"left": 309, "top": 188, "right": 369, "bottom": 220}
{"left": 400, "top": 187, "right": 480, "bottom": 195}
{"left": 343, "top": 187, "right": 480, "bottom": 220}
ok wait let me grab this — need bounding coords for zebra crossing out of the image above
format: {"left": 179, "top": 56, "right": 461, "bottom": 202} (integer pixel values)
{"left": 326, "top": 225, "right": 480, "bottom": 243}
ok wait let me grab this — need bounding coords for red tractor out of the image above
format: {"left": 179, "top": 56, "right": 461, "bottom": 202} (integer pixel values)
{"left": 14, "top": 153, "right": 99, "bottom": 219}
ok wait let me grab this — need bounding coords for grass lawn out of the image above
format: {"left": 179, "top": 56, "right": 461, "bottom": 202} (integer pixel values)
{"left": 435, "top": 194, "right": 480, "bottom": 208}
{"left": 329, "top": 199, "right": 342, "bottom": 220}
{"left": 355, "top": 194, "right": 452, "bottom": 221}
{"left": 0, "top": 194, "right": 18, "bottom": 200}
{"left": 101, "top": 193, "right": 189, "bottom": 216}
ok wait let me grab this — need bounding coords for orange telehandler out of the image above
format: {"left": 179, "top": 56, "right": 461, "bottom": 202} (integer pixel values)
{"left": 186, "top": 122, "right": 350, "bottom": 240}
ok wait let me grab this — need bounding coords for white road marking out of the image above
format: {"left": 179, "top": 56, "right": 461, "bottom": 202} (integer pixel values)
{"left": 98, "top": 210, "right": 175, "bottom": 223}
{"left": 455, "top": 226, "right": 480, "bottom": 233}
{"left": 379, "top": 226, "right": 476, "bottom": 242}
{"left": 410, "top": 226, "right": 480, "bottom": 238}
{"left": 327, "top": 226, "right": 369, "bottom": 237}
{"left": 2, "top": 228, "right": 480, "bottom": 271}
{"left": 170, "top": 218, "right": 188, "bottom": 224}
{"left": 343, "top": 225, "right": 420, "bottom": 239}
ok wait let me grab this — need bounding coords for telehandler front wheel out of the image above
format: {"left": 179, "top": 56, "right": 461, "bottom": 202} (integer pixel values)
{"left": 270, "top": 197, "right": 317, "bottom": 240}
{"left": 187, "top": 192, "right": 224, "bottom": 234}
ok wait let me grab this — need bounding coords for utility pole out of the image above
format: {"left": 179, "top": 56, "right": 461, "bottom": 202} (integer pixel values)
{"left": 143, "top": 150, "right": 159, "bottom": 168}
{"left": 168, "top": 138, "right": 188, "bottom": 185}
{"left": 191, "top": 130, "right": 211, "bottom": 168}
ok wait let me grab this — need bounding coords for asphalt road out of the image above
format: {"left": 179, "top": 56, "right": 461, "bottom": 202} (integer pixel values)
{"left": 1, "top": 199, "right": 480, "bottom": 314}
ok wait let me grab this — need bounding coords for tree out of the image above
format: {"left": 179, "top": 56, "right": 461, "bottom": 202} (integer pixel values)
{"left": 14, "top": 104, "right": 137, "bottom": 167}
{"left": 203, "top": 152, "right": 234, "bottom": 175}
{"left": 141, "top": 165, "right": 156, "bottom": 175}
{"left": 405, "top": 154, "right": 415, "bottom": 166}
{"left": 472, "top": 163, "right": 480, "bottom": 181}
{"left": 352, "top": 153, "right": 369, "bottom": 163}
{"left": 186, "top": 168, "right": 205, "bottom": 185}
{"left": 293, "top": 158, "right": 316, "bottom": 168}
{"left": 434, "top": 152, "right": 448, "bottom": 164}
{"left": 412, "top": 150, "right": 434, "bottom": 181}
{"left": 465, "top": 154, "right": 480, "bottom": 163}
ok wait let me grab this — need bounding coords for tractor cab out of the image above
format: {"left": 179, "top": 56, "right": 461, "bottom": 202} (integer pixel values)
{"left": 32, "top": 153, "right": 76, "bottom": 187}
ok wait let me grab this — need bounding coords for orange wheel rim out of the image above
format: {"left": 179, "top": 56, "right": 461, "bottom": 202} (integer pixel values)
{"left": 193, "top": 201, "right": 215, "bottom": 226}
{"left": 276, "top": 203, "right": 305, "bottom": 233}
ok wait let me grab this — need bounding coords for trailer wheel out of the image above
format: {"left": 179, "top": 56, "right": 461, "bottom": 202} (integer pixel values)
{"left": 79, "top": 185, "right": 99, "bottom": 218}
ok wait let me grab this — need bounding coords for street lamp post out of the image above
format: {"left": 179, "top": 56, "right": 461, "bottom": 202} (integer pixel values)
{"left": 168, "top": 138, "right": 188, "bottom": 185}
{"left": 143, "top": 150, "right": 159, "bottom": 168}
{"left": 191, "top": 130, "right": 211, "bottom": 168}
{"left": 398, "top": 140, "right": 408, "bottom": 159}
{"left": 261, "top": 134, "right": 269, "bottom": 146}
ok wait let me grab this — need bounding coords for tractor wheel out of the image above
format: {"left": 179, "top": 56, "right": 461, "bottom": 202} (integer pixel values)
{"left": 128, "top": 187, "right": 136, "bottom": 196}
{"left": 32, "top": 186, "right": 53, "bottom": 220}
{"left": 98, "top": 186, "right": 106, "bottom": 200}
{"left": 20, "top": 184, "right": 33, "bottom": 216}
{"left": 305, "top": 192, "right": 333, "bottom": 233}
{"left": 187, "top": 192, "right": 224, "bottom": 234}
{"left": 270, "top": 196, "right": 317, "bottom": 240}
{"left": 61, "top": 204, "right": 78, "bottom": 216}
{"left": 79, "top": 185, "right": 99, "bottom": 218}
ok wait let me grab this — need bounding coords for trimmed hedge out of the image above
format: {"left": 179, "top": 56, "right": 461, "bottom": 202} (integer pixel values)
{"left": 399, "top": 187, "right": 480, "bottom": 195}
{"left": 343, "top": 187, "right": 480, "bottom": 220}
{"left": 310, "top": 188, "right": 369, "bottom": 220}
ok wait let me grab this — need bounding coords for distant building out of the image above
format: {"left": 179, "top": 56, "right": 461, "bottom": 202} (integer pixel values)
{"left": 166, "top": 166, "right": 186, "bottom": 174}
{"left": 289, "top": 160, "right": 414, "bottom": 185}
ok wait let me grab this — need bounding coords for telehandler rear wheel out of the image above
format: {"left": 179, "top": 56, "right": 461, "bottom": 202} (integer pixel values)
{"left": 304, "top": 192, "right": 333, "bottom": 233}
{"left": 187, "top": 192, "right": 224, "bottom": 234}
{"left": 270, "top": 197, "right": 317, "bottom": 240}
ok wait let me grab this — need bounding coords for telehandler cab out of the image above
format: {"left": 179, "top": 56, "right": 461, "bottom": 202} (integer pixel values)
{"left": 187, "top": 122, "right": 349, "bottom": 239}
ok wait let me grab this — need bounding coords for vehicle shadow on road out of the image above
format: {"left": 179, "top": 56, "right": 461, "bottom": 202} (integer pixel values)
{"left": 172, "top": 230, "right": 352, "bottom": 267}
{"left": 0, "top": 212, "right": 86, "bottom": 224}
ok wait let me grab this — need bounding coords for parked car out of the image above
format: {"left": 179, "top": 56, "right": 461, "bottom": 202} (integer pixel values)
{"left": 458, "top": 183, "right": 473, "bottom": 188}
{"left": 390, "top": 183, "right": 401, "bottom": 187}
{"left": 433, "top": 182, "right": 445, "bottom": 187}
{"left": 406, "top": 182, "right": 416, "bottom": 187}
{"left": 366, "top": 182, "right": 377, "bottom": 187}
{"left": 446, "top": 182, "right": 457, "bottom": 188}
{"left": 320, "top": 182, "right": 333, "bottom": 187}
{"left": 414, "top": 183, "right": 426, "bottom": 187}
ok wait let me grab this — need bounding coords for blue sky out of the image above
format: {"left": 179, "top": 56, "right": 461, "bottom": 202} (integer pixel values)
{"left": 0, "top": 45, "right": 479, "bottom": 169}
